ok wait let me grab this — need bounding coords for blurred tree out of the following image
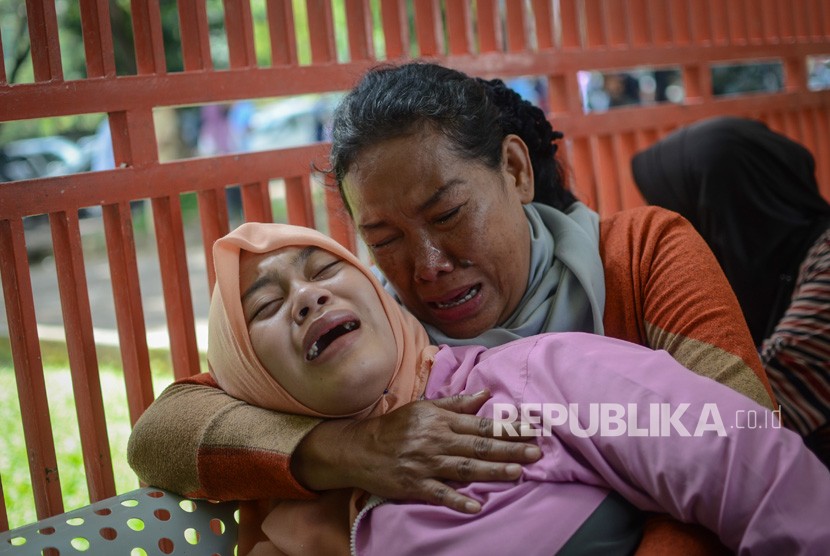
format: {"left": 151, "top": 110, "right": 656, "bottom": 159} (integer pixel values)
{"left": 0, "top": 2, "right": 32, "bottom": 84}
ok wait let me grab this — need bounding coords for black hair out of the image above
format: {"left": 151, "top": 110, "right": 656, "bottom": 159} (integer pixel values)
{"left": 328, "top": 62, "right": 577, "bottom": 211}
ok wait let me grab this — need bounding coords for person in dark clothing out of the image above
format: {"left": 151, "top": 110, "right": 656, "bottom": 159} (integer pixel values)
{"left": 632, "top": 116, "right": 830, "bottom": 468}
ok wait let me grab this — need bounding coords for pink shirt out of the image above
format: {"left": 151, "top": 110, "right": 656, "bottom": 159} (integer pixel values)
{"left": 353, "top": 333, "right": 830, "bottom": 555}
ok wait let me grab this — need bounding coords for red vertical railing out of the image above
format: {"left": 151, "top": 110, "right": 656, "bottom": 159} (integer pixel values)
{"left": 503, "top": 1, "right": 527, "bottom": 52}
{"left": 476, "top": 0, "right": 502, "bottom": 53}
{"left": 0, "top": 219, "right": 64, "bottom": 521}
{"left": 0, "top": 477, "right": 7, "bottom": 531}
{"left": 0, "top": 25, "right": 7, "bottom": 85}
{"left": 380, "top": 0, "right": 408, "bottom": 58}
{"left": 26, "top": 0, "right": 63, "bottom": 81}
{"left": 79, "top": 0, "right": 117, "bottom": 78}
{"left": 49, "top": 211, "right": 116, "bottom": 503}
{"left": 225, "top": 0, "right": 257, "bottom": 69}
{"left": 152, "top": 195, "right": 201, "bottom": 380}
{"left": 198, "top": 188, "right": 232, "bottom": 294}
{"left": 445, "top": 1, "right": 473, "bottom": 56}
{"left": 308, "top": 0, "right": 337, "bottom": 63}
{"left": 267, "top": 0, "right": 298, "bottom": 66}
{"left": 413, "top": 0, "right": 443, "bottom": 57}
{"left": 102, "top": 203, "right": 155, "bottom": 428}
{"left": 241, "top": 182, "right": 275, "bottom": 225}
{"left": 178, "top": 0, "right": 213, "bottom": 71}
{"left": 286, "top": 175, "right": 316, "bottom": 229}
{"left": 531, "top": 1, "right": 553, "bottom": 50}
{"left": 346, "top": 0, "right": 374, "bottom": 61}
{"left": 131, "top": 0, "right": 166, "bottom": 75}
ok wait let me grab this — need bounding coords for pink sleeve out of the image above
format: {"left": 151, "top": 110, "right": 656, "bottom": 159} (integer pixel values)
{"left": 523, "top": 333, "right": 830, "bottom": 554}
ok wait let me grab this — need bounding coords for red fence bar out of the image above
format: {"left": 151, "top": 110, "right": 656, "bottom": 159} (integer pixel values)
{"left": 647, "top": 0, "right": 670, "bottom": 45}
{"left": 79, "top": 0, "right": 116, "bottom": 78}
{"left": 151, "top": 196, "right": 201, "bottom": 380}
{"left": 346, "top": 0, "right": 374, "bottom": 61}
{"left": 746, "top": 0, "right": 763, "bottom": 44}
{"left": 584, "top": 1, "right": 605, "bottom": 48}
{"left": 0, "top": 219, "right": 64, "bottom": 521}
{"left": 224, "top": 0, "right": 257, "bottom": 69}
{"left": 49, "top": 211, "right": 116, "bottom": 503}
{"left": 241, "top": 181, "right": 274, "bottom": 224}
{"left": 109, "top": 109, "right": 158, "bottom": 169}
{"left": 792, "top": 0, "right": 810, "bottom": 42}
{"left": 0, "top": 25, "right": 6, "bottom": 85}
{"left": 668, "top": 0, "right": 691, "bottom": 45}
{"left": 688, "top": 0, "right": 710, "bottom": 45}
{"left": 559, "top": 0, "right": 580, "bottom": 49}
{"left": 102, "top": 202, "right": 156, "bottom": 427}
{"left": 531, "top": 0, "right": 554, "bottom": 50}
{"left": 413, "top": 0, "right": 444, "bottom": 57}
{"left": 380, "top": 0, "right": 408, "bottom": 58}
{"left": 603, "top": 0, "right": 627, "bottom": 48}
{"left": 26, "top": 0, "right": 63, "bottom": 81}
{"left": 177, "top": 0, "right": 213, "bottom": 71}
{"left": 266, "top": 0, "right": 298, "bottom": 66}
{"left": 197, "top": 189, "right": 232, "bottom": 294}
{"left": 0, "top": 476, "right": 7, "bottom": 531}
{"left": 503, "top": 1, "right": 527, "bottom": 52}
{"left": 475, "top": 0, "right": 501, "bottom": 53}
{"left": 131, "top": 0, "right": 166, "bottom": 75}
{"left": 307, "top": 0, "right": 337, "bottom": 64}
{"left": 445, "top": 0, "right": 473, "bottom": 56}
{"left": 285, "top": 175, "right": 316, "bottom": 229}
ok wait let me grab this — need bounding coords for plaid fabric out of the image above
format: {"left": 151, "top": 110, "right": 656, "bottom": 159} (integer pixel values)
{"left": 763, "top": 228, "right": 830, "bottom": 443}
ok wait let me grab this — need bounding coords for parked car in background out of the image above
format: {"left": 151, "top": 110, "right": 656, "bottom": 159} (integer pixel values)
{"left": 0, "top": 135, "right": 89, "bottom": 182}
{"left": 1, "top": 135, "right": 99, "bottom": 260}
{"left": 246, "top": 94, "right": 342, "bottom": 152}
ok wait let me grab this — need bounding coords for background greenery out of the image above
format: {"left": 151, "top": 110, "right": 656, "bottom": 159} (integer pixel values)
{"left": 0, "top": 339, "right": 176, "bottom": 530}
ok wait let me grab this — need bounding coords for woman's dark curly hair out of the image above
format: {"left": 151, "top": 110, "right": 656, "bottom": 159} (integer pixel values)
{"left": 328, "top": 62, "right": 577, "bottom": 211}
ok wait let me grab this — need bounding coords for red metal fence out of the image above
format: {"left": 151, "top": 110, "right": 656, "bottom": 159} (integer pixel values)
{"left": 1, "top": 0, "right": 829, "bottom": 529}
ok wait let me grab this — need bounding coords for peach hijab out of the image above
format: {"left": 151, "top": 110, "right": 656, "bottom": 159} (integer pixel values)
{"left": 207, "top": 221, "right": 437, "bottom": 419}
{"left": 208, "top": 223, "right": 438, "bottom": 554}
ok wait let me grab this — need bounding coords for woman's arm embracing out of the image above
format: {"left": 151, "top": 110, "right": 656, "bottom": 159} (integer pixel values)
{"left": 127, "top": 372, "right": 320, "bottom": 500}
{"left": 128, "top": 372, "right": 539, "bottom": 507}
{"left": 601, "top": 206, "right": 775, "bottom": 408}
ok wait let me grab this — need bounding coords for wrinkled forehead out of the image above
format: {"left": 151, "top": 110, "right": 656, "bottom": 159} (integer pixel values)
{"left": 238, "top": 245, "right": 335, "bottom": 287}
{"left": 239, "top": 245, "right": 314, "bottom": 272}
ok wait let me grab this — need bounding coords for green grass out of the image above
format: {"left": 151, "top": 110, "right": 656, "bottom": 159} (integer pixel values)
{"left": 0, "top": 337, "right": 176, "bottom": 530}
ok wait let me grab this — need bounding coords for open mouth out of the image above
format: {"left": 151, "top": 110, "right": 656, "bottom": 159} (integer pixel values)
{"left": 306, "top": 320, "right": 360, "bottom": 361}
{"left": 431, "top": 285, "right": 481, "bottom": 310}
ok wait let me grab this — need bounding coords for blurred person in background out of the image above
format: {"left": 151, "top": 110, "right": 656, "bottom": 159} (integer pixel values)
{"left": 632, "top": 116, "right": 830, "bottom": 469}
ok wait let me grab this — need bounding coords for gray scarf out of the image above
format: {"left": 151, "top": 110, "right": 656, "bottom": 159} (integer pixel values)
{"left": 380, "top": 202, "right": 605, "bottom": 348}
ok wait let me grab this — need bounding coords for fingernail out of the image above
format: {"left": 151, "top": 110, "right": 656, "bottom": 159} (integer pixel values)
{"left": 505, "top": 463, "right": 522, "bottom": 476}
{"left": 525, "top": 446, "right": 541, "bottom": 459}
{"left": 472, "top": 389, "right": 489, "bottom": 397}
{"left": 464, "top": 500, "right": 481, "bottom": 513}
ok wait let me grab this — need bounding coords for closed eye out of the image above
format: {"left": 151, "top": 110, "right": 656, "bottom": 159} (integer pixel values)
{"left": 367, "top": 235, "right": 399, "bottom": 250}
{"left": 434, "top": 205, "right": 462, "bottom": 225}
{"left": 249, "top": 299, "right": 282, "bottom": 323}
{"left": 313, "top": 260, "right": 342, "bottom": 280}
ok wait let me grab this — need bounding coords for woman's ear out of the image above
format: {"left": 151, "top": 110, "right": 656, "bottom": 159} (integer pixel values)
{"left": 502, "top": 134, "right": 535, "bottom": 203}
